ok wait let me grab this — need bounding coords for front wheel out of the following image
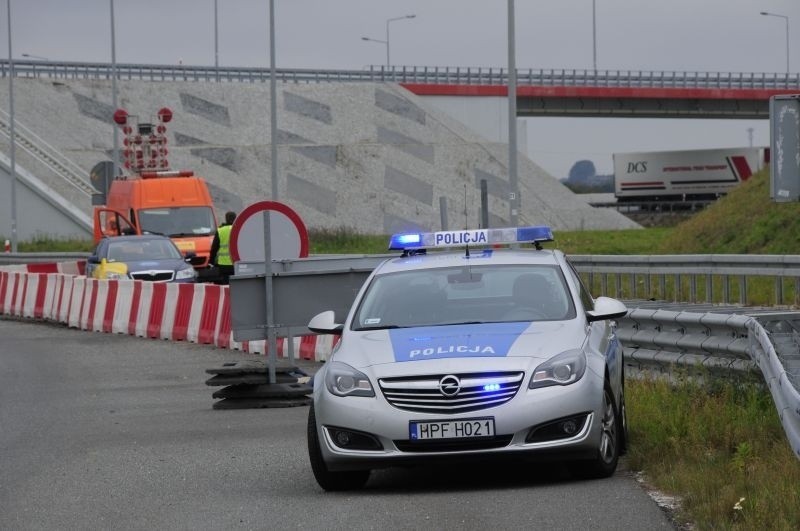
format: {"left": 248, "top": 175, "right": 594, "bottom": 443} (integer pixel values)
{"left": 570, "top": 382, "right": 620, "bottom": 479}
{"left": 307, "top": 405, "right": 370, "bottom": 491}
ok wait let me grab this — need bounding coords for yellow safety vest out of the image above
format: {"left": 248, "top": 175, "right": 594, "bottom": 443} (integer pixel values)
{"left": 216, "top": 225, "right": 233, "bottom": 266}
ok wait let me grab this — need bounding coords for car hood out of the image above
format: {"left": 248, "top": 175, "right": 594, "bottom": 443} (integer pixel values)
{"left": 335, "top": 321, "right": 586, "bottom": 371}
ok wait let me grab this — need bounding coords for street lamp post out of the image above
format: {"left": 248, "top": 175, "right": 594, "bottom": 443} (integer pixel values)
{"left": 110, "top": 0, "right": 119, "bottom": 191}
{"left": 592, "top": 0, "right": 597, "bottom": 72}
{"left": 6, "top": 0, "right": 18, "bottom": 252}
{"left": 214, "top": 0, "right": 219, "bottom": 69}
{"left": 361, "top": 14, "right": 415, "bottom": 67}
{"left": 760, "top": 11, "right": 790, "bottom": 75}
{"left": 507, "top": 0, "right": 518, "bottom": 228}
{"left": 360, "top": 36, "right": 388, "bottom": 66}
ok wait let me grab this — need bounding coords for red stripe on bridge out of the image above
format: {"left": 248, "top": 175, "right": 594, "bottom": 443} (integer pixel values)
{"left": 400, "top": 84, "right": 800, "bottom": 100}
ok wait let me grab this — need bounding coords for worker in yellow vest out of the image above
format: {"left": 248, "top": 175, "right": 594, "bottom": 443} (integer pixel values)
{"left": 210, "top": 211, "right": 237, "bottom": 284}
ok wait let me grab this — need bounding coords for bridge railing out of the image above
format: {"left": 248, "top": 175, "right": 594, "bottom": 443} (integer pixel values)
{"left": 2, "top": 60, "right": 799, "bottom": 89}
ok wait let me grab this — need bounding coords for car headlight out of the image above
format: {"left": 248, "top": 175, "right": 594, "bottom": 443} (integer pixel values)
{"left": 175, "top": 267, "right": 196, "bottom": 280}
{"left": 105, "top": 272, "right": 128, "bottom": 280}
{"left": 529, "top": 350, "right": 586, "bottom": 389}
{"left": 324, "top": 361, "right": 375, "bottom": 397}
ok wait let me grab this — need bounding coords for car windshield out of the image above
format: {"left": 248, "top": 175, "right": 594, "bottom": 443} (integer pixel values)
{"left": 352, "top": 264, "right": 576, "bottom": 330}
{"left": 138, "top": 207, "right": 215, "bottom": 237}
{"left": 106, "top": 239, "right": 182, "bottom": 262}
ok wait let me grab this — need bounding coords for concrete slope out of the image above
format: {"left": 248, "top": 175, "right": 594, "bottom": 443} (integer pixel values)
{"left": 0, "top": 152, "right": 91, "bottom": 240}
{"left": 0, "top": 78, "right": 639, "bottom": 234}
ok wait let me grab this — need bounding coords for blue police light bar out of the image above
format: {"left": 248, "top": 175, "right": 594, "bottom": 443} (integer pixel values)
{"left": 388, "top": 226, "right": 554, "bottom": 251}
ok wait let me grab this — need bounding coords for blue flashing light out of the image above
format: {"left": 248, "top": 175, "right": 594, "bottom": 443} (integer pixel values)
{"left": 516, "top": 226, "right": 554, "bottom": 243}
{"left": 388, "top": 225, "right": 554, "bottom": 251}
{"left": 483, "top": 383, "right": 501, "bottom": 392}
{"left": 389, "top": 232, "right": 423, "bottom": 250}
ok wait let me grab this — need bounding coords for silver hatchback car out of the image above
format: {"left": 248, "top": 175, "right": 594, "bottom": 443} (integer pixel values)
{"left": 307, "top": 226, "right": 628, "bottom": 490}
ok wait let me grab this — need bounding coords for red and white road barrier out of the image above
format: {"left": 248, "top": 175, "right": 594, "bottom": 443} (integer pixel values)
{"left": 0, "top": 264, "right": 333, "bottom": 361}
{"left": 0, "top": 261, "right": 86, "bottom": 275}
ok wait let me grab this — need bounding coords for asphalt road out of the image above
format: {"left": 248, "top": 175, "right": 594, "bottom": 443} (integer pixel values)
{"left": 0, "top": 318, "right": 675, "bottom": 530}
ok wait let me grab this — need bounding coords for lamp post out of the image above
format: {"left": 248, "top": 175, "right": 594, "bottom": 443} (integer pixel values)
{"left": 361, "top": 14, "right": 415, "bottom": 67}
{"left": 214, "top": 0, "right": 219, "bottom": 69}
{"left": 110, "top": 0, "right": 119, "bottom": 191}
{"left": 6, "top": 0, "right": 18, "bottom": 252}
{"left": 760, "top": 11, "right": 790, "bottom": 74}
{"left": 21, "top": 53, "right": 49, "bottom": 61}
{"left": 360, "top": 36, "right": 388, "bottom": 66}
{"left": 507, "top": 0, "right": 519, "bottom": 228}
{"left": 592, "top": 0, "right": 597, "bottom": 74}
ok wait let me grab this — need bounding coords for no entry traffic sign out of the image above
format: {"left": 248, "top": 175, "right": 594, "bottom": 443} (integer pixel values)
{"left": 229, "top": 201, "right": 309, "bottom": 263}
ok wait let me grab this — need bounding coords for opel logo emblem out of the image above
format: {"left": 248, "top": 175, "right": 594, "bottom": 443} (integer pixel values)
{"left": 439, "top": 375, "right": 461, "bottom": 397}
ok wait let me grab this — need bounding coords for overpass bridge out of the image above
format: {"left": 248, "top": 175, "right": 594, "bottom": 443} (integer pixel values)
{"left": 3, "top": 60, "right": 799, "bottom": 119}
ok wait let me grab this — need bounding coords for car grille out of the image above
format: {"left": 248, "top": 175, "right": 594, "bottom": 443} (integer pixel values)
{"left": 378, "top": 372, "right": 524, "bottom": 414}
{"left": 129, "top": 270, "right": 175, "bottom": 282}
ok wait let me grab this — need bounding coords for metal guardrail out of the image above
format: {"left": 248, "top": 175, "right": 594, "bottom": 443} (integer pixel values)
{"left": 0, "top": 252, "right": 89, "bottom": 266}
{"left": 570, "top": 254, "right": 800, "bottom": 306}
{"left": 5, "top": 252, "right": 800, "bottom": 305}
{"left": 617, "top": 309, "right": 756, "bottom": 373}
{"left": 2, "top": 60, "right": 800, "bottom": 90}
{"left": 616, "top": 308, "right": 800, "bottom": 459}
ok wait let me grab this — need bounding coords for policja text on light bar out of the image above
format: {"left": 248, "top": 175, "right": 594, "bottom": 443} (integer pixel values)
{"left": 388, "top": 226, "right": 554, "bottom": 251}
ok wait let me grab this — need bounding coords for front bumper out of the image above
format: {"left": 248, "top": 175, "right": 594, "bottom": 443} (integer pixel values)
{"left": 313, "top": 368, "right": 604, "bottom": 471}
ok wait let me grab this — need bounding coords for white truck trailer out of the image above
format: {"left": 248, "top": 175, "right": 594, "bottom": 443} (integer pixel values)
{"left": 613, "top": 147, "right": 767, "bottom": 202}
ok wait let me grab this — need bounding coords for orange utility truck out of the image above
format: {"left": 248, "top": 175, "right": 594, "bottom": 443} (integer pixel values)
{"left": 93, "top": 107, "right": 218, "bottom": 268}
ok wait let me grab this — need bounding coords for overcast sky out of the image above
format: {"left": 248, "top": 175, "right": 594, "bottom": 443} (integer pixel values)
{"left": 4, "top": 0, "right": 796, "bottom": 178}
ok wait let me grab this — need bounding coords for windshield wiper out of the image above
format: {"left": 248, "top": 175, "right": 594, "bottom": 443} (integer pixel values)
{"left": 429, "top": 320, "right": 490, "bottom": 327}
{"left": 354, "top": 324, "right": 405, "bottom": 331}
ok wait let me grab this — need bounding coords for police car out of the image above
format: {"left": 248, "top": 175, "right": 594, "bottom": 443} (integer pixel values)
{"left": 306, "top": 226, "right": 628, "bottom": 491}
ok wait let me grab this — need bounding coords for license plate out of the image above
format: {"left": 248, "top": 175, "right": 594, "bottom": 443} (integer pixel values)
{"left": 409, "top": 417, "right": 495, "bottom": 441}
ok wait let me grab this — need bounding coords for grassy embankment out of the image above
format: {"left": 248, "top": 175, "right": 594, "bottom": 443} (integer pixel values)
{"left": 9, "top": 168, "right": 800, "bottom": 528}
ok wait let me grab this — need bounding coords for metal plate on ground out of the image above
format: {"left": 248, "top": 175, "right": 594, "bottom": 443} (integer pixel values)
{"left": 212, "top": 382, "right": 313, "bottom": 399}
{"left": 205, "top": 373, "right": 307, "bottom": 386}
{"left": 212, "top": 396, "right": 312, "bottom": 409}
{"left": 205, "top": 360, "right": 308, "bottom": 376}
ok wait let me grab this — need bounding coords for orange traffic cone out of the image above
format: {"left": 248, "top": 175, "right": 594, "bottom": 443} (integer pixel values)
{"left": 4, "top": 239, "right": 10, "bottom": 253}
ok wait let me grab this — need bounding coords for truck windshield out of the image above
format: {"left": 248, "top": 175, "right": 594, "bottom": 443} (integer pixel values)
{"left": 138, "top": 207, "right": 216, "bottom": 237}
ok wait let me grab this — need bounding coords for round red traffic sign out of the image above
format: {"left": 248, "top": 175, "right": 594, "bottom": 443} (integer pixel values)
{"left": 229, "top": 201, "right": 309, "bottom": 263}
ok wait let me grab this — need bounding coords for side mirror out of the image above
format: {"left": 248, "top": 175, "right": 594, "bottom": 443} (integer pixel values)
{"left": 586, "top": 296, "right": 628, "bottom": 322}
{"left": 184, "top": 251, "right": 197, "bottom": 263}
{"left": 87, "top": 255, "right": 100, "bottom": 264}
{"left": 308, "top": 310, "right": 343, "bottom": 335}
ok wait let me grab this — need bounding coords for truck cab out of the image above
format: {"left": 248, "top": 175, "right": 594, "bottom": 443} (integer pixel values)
{"left": 93, "top": 171, "right": 218, "bottom": 268}
{"left": 94, "top": 107, "right": 219, "bottom": 269}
